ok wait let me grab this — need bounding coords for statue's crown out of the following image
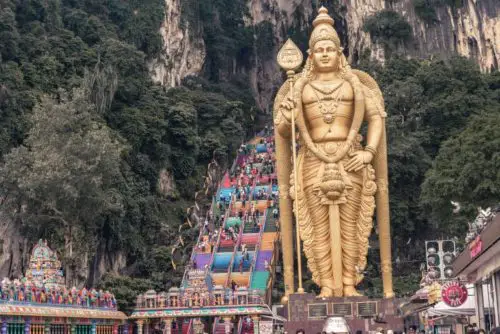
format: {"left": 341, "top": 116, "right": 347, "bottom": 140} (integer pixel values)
{"left": 309, "top": 7, "right": 341, "bottom": 50}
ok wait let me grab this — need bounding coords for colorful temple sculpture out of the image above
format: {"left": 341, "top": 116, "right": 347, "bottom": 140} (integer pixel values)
{"left": 130, "top": 132, "right": 280, "bottom": 333}
{"left": 0, "top": 240, "right": 127, "bottom": 334}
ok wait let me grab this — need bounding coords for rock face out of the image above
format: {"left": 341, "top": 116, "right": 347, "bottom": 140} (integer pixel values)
{"left": 246, "top": 0, "right": 313, "bottom": 112}
{"left": 0, "top": 212, "right": 126, "bottom": 288}
{"left": 2, "top": 0, "right": 497, "bottom": 287}
{"left": 150, "top": 0, "right": 498, "bottom": 106}
{"left": 148, "top": 0, "right": 206, "bottom": 87}
{"left": 343, "top": 0, "right": 387, "bottom": 64}
{"left": 158, "top": 168, "right": 178, "bottom": 198}
{"left": 340, "top": 0, "right": 499, "bottom": 71}
{"left": 388, "top": 0, "right": 499, "bottom": 71}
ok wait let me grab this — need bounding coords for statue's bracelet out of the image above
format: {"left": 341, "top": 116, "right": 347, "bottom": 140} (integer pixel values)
{"left": 364, "top": 145, "right": 377, "bottom": 156}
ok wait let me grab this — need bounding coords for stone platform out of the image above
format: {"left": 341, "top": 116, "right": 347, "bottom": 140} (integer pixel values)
{"left": 283, "top": 293, "right": 404, "bottom": 333}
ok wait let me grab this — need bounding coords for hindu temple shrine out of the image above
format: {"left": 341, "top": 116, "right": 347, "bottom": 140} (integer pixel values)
{"left": 0, "top": 240, "right": 127, "bottom": 334}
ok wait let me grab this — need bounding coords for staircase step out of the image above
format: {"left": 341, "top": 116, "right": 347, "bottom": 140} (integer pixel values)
{"left": 250, "top": 271, "right": 270, "bottom": 290}
{"left": 264, "top": 208, "right": 278, "bottom": 232}
{"left": 255, "top": 251, "right": 273, "bottom": 271}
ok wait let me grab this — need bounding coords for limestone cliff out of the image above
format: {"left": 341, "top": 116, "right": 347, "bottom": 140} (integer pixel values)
{"left": 148, "top": 0, "right": 205, "bottom": 87}
{"left": 2, "top": 0, "right": 497, "bottom": 288}
{"left": 246, "top": 0, "right": 313, "bottom": 112}
{"left": 0, "top": 213, "right": 125, "bottom": 288}
{"left": 338, "top": 0, "right": 499, "bottom": 70}
{"left": 151, "top": 0, "right": 498, "bottom": 109}
{"left": 388, "top": 0, "right": 499, "bottom": 71}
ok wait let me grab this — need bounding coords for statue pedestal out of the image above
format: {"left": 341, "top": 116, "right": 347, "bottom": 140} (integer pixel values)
{"left": 283, "top": 293, "right": 404, "bottom": 333}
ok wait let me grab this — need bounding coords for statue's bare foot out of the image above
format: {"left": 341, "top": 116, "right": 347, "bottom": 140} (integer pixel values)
{"left": 343, "top": 286, "right": 363, "bottom": 297}
{"left": 318, "top": 287, "right": 334, "bottom": 298}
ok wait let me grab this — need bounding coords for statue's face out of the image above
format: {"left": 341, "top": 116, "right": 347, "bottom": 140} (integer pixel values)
{"left": 312, "top": 40, "right": 340, "bottom": 72}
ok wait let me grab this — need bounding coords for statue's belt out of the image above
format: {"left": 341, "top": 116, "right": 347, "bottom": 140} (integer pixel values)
{"left": 299, "top": 147, "right": 364, "bottom": 191}
{"left": 301, "top": 140, "right": 363, "bottom": 157}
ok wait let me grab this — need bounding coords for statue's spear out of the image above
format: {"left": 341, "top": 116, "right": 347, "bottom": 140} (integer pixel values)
{"left": 277, "top": 39, "right": 305, "bottom": 294}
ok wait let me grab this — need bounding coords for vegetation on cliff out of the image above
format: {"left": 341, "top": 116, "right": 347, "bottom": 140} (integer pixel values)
{"left": 363, "top": 10, "right": 413, "bottom": 50}
{"left": 0, "top": 0, "right": 256, "bottom": 311}
{"left": 294, "top": 55, "right": 500, "bottom": 298}
{"left": 356, "top": 56, "right": 499, "bottom": 296}
{"left": 0, "top": 0, "right": 498, "bottom": 309}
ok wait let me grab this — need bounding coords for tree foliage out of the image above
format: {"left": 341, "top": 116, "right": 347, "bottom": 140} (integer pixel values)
{"left": 354, "top": 55, "right": 500, "bottom": 296}
{"left": 0, "top": 0, "right": 498, "bottom": 301}
{"left": 363, "top": 10, "right": 412, "bottom": 51}
{"left": 0, "top": 0, "right": 257, "bottom": 294}
{"left": 0, "top": 88, "right": 125, "bottom": 254}
{"left": 413, "top": 0, "right": 439, "bottom": 24}
{"left": 98, "top": 273, "right": 161, "bottom": 314}
{"left": 413, "top": 0, "right": 465, "bottom": 23}
{"left": 421, "top": 110, "right": 500, "bottom": 234}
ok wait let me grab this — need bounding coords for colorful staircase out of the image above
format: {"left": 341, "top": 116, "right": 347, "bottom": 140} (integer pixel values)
{"left": 250, "top": 271, "right": 270, "bottom": 290}
{"left": 174, "top": 133, "right": 279, "bottom": 332}
{"left": 255, "top": 251, "right": 273, "bottom": 271}
{"left": 194, "top": 253, "right": 210, "bottom": 270}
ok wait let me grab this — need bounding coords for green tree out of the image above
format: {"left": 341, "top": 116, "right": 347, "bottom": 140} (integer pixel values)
{"left": 363, "top": 10, "right": 412, "bottom": 50}
{"left": 98, "top": 273, "right": 159, "bottom": 313}
{"left": 415, "top": 57, "right": 490, "bottom": 157}
{"left": 0, "top": 7, "right": 20, "bottom": 61}
{"left": 0, "top": 61, "right": 33, "bottom": 156}
{"left": 413, "top": 0, "right": 438, "bottom": 24}
{"left": 168, "top": 102, "right": 199, "bottom": 180}
{"left": 421, "top": 109, "right": 500, "bottom": 234}
{"left": 0, "top": 88, "right": 126, "bottom": 259}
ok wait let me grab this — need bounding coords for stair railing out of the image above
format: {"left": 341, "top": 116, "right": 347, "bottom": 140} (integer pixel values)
{"left": 224, "top": 214, "right": 245, "bottom": 288}
{"left": 205, "top": 194, "right": 223, "bottom": 273}
{"left": 182, "top": 180, "right": 224, "bottom": 287}
{"left": 247, "top": 208, "right": 267, "bottom": 301}
{"left": 181, "top": 222, "right": 204, "bottom": 288}
{"left": 212, "top": 317, "right": 218, "bottom": 334}
{"left": 237, "top": 317, "right": 243, "bottom": 334}
{"left": 208, "top": 198, "right": 233, "bottom": 278}
{"left": 223, "top": 146, "right": 257, "bottom": 289}
{"left": 205, "top": 224, "right": 222, "bottom": 277}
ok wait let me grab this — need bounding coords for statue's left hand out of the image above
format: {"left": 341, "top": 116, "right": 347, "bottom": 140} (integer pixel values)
{"left": 345, "top": 151, "right": 373, "bottom": 172}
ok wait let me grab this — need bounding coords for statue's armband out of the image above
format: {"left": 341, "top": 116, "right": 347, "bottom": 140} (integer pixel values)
{"left": 363, "top": 91, "right": 384, "bottom": 122}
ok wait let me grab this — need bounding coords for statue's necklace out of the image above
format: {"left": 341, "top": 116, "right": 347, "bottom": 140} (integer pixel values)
{"left": 309, "top": 81, "right": 344, "bottom": 95}
{"left": 311, "top": 82, "right": 344, "bottom": 124}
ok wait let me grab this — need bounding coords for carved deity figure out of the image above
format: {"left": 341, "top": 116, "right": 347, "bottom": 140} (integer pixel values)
{"left": 274, "top": 7, "right": 393, "bottom": 298}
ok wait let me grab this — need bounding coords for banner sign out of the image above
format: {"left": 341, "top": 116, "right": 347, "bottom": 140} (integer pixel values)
{"left": 441, "top": 281, "right": 468, "bottom": 307}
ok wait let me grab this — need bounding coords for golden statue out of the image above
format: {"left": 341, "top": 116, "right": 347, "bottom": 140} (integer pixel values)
{"left": 274, "top": 7, "right": 394, "bottom": 299}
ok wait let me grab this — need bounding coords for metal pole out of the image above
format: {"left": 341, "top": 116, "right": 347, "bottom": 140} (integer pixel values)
{"left": 287, "top": 70, "right": 304, "bottom": 294}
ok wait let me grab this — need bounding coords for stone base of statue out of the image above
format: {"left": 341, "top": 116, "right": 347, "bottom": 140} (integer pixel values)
{"left": 282, "top": 293, "right": 404, "bottom": 333}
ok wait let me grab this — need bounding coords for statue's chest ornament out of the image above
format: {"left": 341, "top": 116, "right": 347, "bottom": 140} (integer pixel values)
{"left": 310, "top": 81, "right": 344, "bottom": 124}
